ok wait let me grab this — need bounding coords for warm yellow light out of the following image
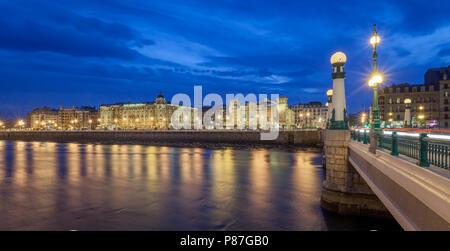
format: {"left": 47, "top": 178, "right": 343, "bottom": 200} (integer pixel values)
{"left": 389, "top": 112, "right": 393, "bottom": 116}
{"left": 326, "top": 89, "right": 333, "bottom": 96}
{"left": 330, "top": 52, "right": 347, "bottom": 64}
{"left": 98, "top": 119, "right": 101, "bottom": 122}
{"left": 299, "top": 114, "right": 303, "bottom": 117}
{"left": 419, "top": 106, "right": 424, "bottom": 110}
{"left": 370, "top": 35, "right": 380, "bottom": 46}
{"left": 388, "top": 119, "right": 393, "bottom": 122}
{"left": 418, "top": 115, "right": 425, "bottom": 119}
{"left": 74, "top": 119, "right": 78, "bottom": 123}
{"left": 88, "top": 119, "right": 92, "bottom": 123}
{"left": 18, "top": 120, "right": 24, "bottom": 126}
{"left": 404, "top": 98, "right": 411, "bottom": 104}
{"left": 135, "top": 118, "right": 139, "bottom": 122}
{"left": 35, "top": 121, "right": 39, "bottom": 124}
{"left": 114, "top": 119, "right": 118, "bottom": 123}
{"left": 368, "top": 74, "right": 383, "bottom": 87}
{"left": 306, "top": 113, "right": 310, "bottom": 116}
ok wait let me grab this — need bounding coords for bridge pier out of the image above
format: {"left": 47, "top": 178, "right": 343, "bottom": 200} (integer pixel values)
{"left": 321, "top": 130, "right": 390, "bottom": 217}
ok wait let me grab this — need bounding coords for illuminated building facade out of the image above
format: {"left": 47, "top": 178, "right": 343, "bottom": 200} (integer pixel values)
{"left": 290, "top": 102, "right": 328, "bottom": 128}
{"left": 378, "top": 66, "right": 450, "bottom": 128}
{"left": 220, "top": 97, "right": 295, "bottom": 129}
{"left": 26, "top": 107, "right": 58, "bottom": 129}
{"left": 99, "top": 93, "right": 194, "bottom": 130}
{"left": 57, "top": 106, "right": 98, "bottom": 130}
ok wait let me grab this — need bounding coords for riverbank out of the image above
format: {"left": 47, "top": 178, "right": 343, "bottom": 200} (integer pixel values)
{"left": 0, "top": 130, "right": 322, "bottom": 147}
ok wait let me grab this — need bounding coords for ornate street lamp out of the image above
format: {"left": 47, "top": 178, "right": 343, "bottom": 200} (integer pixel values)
{"left": 368, "top": 24, "right": 383, "bottom": 132}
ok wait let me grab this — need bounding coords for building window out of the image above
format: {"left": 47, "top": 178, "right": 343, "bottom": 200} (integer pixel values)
{"left": 446, "top": 107, "right": 449, "bottom": 112}
{"left": 445, "top": 91, "right": 449, "bottom": 97}
{"left": 389, "top": 98, "right": 392, "bottom": 104}
{"left": 396, "top": 98, "right": 400, "bottom": 104}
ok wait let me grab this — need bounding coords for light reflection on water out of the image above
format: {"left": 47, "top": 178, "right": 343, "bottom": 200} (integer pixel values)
{"left": 0, "top": 140, "right": 401, "bottom": 230}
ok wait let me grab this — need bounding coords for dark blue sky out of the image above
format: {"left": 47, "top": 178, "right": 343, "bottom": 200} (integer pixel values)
{"left": 1, "top": 0, "right": 449, "bottom": 119}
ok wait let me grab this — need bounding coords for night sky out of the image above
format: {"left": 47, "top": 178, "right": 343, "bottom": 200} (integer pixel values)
{"left": 1, "top": 0, "right": 449, "bottom": 119}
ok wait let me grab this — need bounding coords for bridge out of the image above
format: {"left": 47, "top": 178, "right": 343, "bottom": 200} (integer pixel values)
{"left": 321, "top": 129, "right": 450, "bottom": 230}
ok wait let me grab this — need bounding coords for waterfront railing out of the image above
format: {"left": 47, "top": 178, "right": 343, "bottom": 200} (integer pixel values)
{"left": 351, "top": 129, "right": 450, "bottom": 171}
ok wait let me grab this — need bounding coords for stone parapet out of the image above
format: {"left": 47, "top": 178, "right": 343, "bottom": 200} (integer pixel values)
{"left": 0, "top": 130, "right": 321, "bottom": 146}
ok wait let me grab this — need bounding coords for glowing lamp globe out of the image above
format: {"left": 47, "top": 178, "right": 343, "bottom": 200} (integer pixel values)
{"left": 327, "top": 89, "right": 333, "bottom": 96}
{"left": 330, "top": 52, "right": 347, "bottom": 65}
{"left": 370, "top": 35, "right": 380, "bottom": 46}
{"left": 369, "top": 74, "right": 383, "bottom": 87}
{"left": 404, "top": 98, "right": 412, "bottom": 104}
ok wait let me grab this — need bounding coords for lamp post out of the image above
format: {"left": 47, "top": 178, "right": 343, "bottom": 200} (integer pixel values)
{"left": 326, "top": 89, "right": 333, "bottom": 128}
{"left": 404, "top": 99, "right": 412, "bottom": 127}
{"left": 361, "top": 112, "right": 367, "bottom": 127}
{"left": 17, "top": 120, "right": 25, "bottom": 130}
{"left": 418, "top": 114, "right": 425, "bottom": 128}
{"left": 368, "top": 24, "right": 382, "bottom": 132}
{"left": 306, "top": 112, "right": 310, "bottom": 128}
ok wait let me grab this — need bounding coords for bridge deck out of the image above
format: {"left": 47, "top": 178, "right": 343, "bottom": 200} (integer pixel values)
{"left": 349, "top": 141, "right": 450, "bottom": 230}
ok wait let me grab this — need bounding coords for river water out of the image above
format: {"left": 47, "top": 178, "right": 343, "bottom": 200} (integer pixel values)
{"left": 0, "top": 140, "right": 401, "bottom": 230}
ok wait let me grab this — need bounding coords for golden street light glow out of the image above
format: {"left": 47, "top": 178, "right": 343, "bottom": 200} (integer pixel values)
{"left": 370, "top": 35, "right": 380, "bottom": 46}
{"left": 389, "top": 112, "right": 393, "bottom": 116}
{"left": 404, "top": 98, "right": 412, "bottom": 104}
{"left": 388, "top": 119, "right": 393, "bottom": 122}
{"left": 368, "top": 73, "right": 383, "bottom": 87}
{"left": 326, "top": 89, "right": 333, "bottom": 96}
{"left": 419, "top": 106, "right": 424, "bottom": 110}
{"left": 418, "top": 114, "right": 425, "bottom": 120}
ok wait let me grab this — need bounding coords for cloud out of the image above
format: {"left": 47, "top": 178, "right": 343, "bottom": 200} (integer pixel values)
{"left": 383, "top": 25, "right": 450, "bottom": 68}
{"left": 0, "top": 2, "right": 152, "bottom": 60}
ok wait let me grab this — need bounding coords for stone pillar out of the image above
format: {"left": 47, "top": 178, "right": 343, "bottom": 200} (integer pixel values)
{"left": 329, "top": 52, "right": 348, "bottom": 129}
{"left": 321, "top": 129, "right": 390, "bottom": 217}
{"left": 321, "top": 51, "right": 389, "bottom": 218}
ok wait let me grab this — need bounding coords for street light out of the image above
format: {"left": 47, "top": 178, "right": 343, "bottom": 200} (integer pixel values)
{"left": 361, "top": 112, "right": 367, "bottom": 126}
{"left": 418, "top": 114, "right": 425, "bottom": 128}
{"left": 368, "top": 24, "right": 382, "bottom": 132}
{"left": 17, "top": 120, "right": 25, "bottom": 130}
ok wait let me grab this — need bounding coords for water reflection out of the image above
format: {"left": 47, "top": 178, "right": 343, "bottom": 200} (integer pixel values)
{"left": 0, "top": 140, "right": 401, "bottom": 230}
